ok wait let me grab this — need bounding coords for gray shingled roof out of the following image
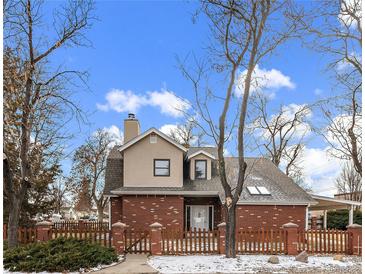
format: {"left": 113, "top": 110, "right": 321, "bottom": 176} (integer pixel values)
{"left": 186, "top": 147, "right": 219, "bottom": 159}
{"left": 104, "top": 145, "right": 315, "bottom": 205}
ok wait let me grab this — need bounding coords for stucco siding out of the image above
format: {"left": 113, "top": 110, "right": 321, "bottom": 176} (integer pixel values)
{"left": 123, "top": 134, "right": 184, "bottom": 187}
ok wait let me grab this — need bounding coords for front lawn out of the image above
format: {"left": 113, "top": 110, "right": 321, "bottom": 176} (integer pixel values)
{"left": 148, "top": 254, "right": 361, "bottom": 273}
{"left": 4, "top": 237, "right": 118, "bottom": 272}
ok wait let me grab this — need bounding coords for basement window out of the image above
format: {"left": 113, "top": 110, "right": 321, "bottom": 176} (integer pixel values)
{"left": 247, "top": 186, "right": 271, "bottom": 195}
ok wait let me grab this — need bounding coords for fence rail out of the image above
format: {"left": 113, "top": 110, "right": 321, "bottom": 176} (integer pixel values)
{"left": 51, "top": 226, "right": 112, "bottom": 248}
{"left": 162, "top": 228, "right": 219, "bottom": 255}
{"left": 236, "top": 228, "right": 287, "bottom": 254}
{"left": 298, "top": 229, "right": 349, "bottom": 254}
{"left": 3, "top": 224, "right": 37, "bottom": 245}
{"left": 52, "top": 221, "right": 108, "bottom": 231}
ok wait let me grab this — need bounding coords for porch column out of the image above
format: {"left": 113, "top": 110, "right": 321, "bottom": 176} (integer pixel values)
{"left": 323, "top": 210, "right": 327, "bottom": 230}
{"left": 305, "top": 206, "right": 309, "bottom": 231}
{"left": 349, "top": 205, "right": 354, "bottom": 225}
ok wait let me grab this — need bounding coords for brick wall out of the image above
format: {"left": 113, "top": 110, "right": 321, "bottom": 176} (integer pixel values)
{"left": 110, "top": 197, "right": 123, "bottom": 224}
{"left": 114, "top": 195, "right": 184, "bottom": 231}
{"left": 234, "top": 205, "right": 306, "bottom": 230}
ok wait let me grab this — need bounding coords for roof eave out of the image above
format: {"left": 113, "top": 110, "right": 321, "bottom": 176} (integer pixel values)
{"left": 118, "top": 128, "right": 188, "bottom": 153}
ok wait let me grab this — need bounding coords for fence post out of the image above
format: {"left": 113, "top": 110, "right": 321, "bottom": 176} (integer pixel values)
{"left": 79, "top": 220, "right": 85, "bottom": 230}
{"left": 347, "top": 223, "right": 362, "bottom": 255}
{"left": 283, "top": 222, "right": 299, "bottom": 255}
{"left": 217, "top": 222, "right": 226, "bottom": 255}
{"left": 150, "top": 222, "right": 163, "bottom": 255}
{"left": 112, "top": 222, "right": 128, "bottom": 254}
{"left": 310, "top": 216, "right": 317, "bottom": 229}
{"left": 36, "top": 221, "right": 52, "bottom": 242}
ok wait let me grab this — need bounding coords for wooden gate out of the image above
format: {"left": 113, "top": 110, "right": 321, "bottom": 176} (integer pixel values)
{"left": 124, "top": 229, "right": 150, "bottom": 254}
{"left": 161, "top": 228, "right": 219, "bottom": 255}
{"left": 236, "top": 228, "right": 287, "bottom": 254}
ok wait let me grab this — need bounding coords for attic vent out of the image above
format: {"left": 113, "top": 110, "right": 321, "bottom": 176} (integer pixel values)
{"left": 247, "top": 186, "right": 271, "bottom": 195}
{"left": 150, "top": 133, "right": 157, "bottom": 144}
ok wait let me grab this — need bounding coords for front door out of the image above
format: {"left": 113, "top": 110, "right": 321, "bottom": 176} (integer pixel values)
{"left": 190, "top": 205, "right": 210, "bottom": 230}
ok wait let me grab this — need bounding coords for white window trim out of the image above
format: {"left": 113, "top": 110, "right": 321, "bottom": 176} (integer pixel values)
{"left": 185, "top": 205, "right": 214, "bottom": 231}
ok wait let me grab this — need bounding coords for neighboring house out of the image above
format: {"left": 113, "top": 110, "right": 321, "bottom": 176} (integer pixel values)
{"left": 104, "top": 114, "right": 316, "bottom": 231}
{"left": 334, "top": 191, "right": 362, "bottom": 203}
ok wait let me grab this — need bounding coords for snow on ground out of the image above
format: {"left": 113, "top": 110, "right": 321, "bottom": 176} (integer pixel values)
{"left": 148, "top": 254, "right": 362, "bottom": 274}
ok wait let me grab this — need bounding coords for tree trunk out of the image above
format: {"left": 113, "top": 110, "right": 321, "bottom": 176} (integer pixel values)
{"left": 7, "top": 198, "right": 21, "bottom": 248}
{"left": 225, "top": 204, "right": 236, "bottom": 258}
{"left": 97, "top": 204, "right": 104, "bottom": 222}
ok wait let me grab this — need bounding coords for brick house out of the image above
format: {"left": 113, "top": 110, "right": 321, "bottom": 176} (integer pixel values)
{"left": 104, "top": 114, "right": 316, "bottom": 231}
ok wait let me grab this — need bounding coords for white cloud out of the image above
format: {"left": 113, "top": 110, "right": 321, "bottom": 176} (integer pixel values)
{"left": 314, "top": 88, "right": 323, "bottom": 96}
{"left": 338, "top": 0, "right": 362, "bottom": 29}
{"left": 299, "top": 146, "right": 343, "bottom": 197}
{"left": 160, "top": 124, "right": 178, "bottom": 136}
{"left": 101, "top": 125, "right": 124, "bottom": 146}
{"left": 254, "top": 103, "right": 312, "bottom": 141}
{"left": 235, "top": 65, "right": 295, "bottom": 97}
{"left": 97, "top": 89, "right": 190, "bottom": 118}
{"left": 148, "top": 90, "right": 190, "bottom": 118}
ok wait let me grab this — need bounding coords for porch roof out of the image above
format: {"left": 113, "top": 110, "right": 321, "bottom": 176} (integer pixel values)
{"left": 309, "top": 194, "right": 361, "bottom": 211}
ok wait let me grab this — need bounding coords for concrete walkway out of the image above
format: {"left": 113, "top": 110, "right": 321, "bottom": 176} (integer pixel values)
{"left": 95, "top": 254, "right": 158, "bottom": 274}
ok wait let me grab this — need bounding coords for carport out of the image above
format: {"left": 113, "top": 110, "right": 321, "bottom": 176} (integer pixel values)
{"left": 308, "top": 194, "right": 362, "bottom": 229}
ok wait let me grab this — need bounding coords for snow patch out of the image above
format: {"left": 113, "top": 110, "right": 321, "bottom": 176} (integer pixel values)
{"left": 148, "top": 255, "right": 359, "bottom": 273}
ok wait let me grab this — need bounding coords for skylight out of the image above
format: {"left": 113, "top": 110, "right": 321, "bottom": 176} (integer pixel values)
{"left": 247, "top": 186, "right": 271, "bottom": 195}
{"left": 247, "top": 186, "right": 260, "bottom": 195}
{"left": 257, "top": 186, "right": 271, "bottom": 195}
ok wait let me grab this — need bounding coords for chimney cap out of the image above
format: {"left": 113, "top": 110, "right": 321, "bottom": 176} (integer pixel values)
{"left": 127, "top": 113, "right": 136, "bottom": 119}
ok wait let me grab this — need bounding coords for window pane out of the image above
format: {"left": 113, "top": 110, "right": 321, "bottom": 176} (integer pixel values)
{"left": 155, "top": 168, "right": 169, "bottom": 176}
{"left": 195, "top": 160, "right": 206, "bottom": 179}
{"left": 155, "top": 160, "right": 169, "bottom": 168}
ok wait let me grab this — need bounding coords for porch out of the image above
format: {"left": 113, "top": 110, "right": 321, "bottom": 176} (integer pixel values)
{"left": 308, "top": 194, "right": 362, "bottom": 230}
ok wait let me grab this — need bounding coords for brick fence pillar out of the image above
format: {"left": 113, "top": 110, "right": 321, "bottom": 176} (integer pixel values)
{"left": 217, "top": 222, "right": 226, "bottom": 255}
{"left": 150, "top": 222, "right": 163, "bottom": 255}
{"left": 36, "top": 221, "right": 52, "bottom": 242}
{"left": 112, "top": 222, "right": 128, "bottom": 254}
{"left": 283, "top": 222, "right": 299, "bottom": 255}
{"left": 347, "top": 223, "right": 362, "bottom": 255}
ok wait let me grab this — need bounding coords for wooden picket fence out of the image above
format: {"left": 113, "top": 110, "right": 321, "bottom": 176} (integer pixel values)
{"left": 161, "top": 228, "right": 219, "bottom": 255}
{"left": 236, "top": 228, "right": 287, "bottom": 254}
{"left": 52, "top": 221, "right": 108, "bottom": 231}
{"left": 51, "top": 225, "right": 112, "bottom": 248}
{"left": 298, "top": 229, "right": 350, "bottom": 254}
{"left": 124, "top": 229, "right": 150, "bottom": 254}
{"left": 3, "top": 224, "right": 37, "bottom": 245}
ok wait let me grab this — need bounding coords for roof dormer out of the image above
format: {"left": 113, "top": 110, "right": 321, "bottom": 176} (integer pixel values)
{"left": 187, "top": 150, "right": 215, "bottom": 180}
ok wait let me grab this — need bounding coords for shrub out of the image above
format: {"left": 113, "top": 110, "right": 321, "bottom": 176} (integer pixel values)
{"left": 327, "top": 209, "right": 362, "bottom": 230}
{"left": 4, "top": 237, "right": 118, "bottom": 272}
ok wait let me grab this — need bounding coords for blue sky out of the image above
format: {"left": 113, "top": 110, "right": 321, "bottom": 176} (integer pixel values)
{"left": 42, "top": 1, "right": 347, "bottom": 196}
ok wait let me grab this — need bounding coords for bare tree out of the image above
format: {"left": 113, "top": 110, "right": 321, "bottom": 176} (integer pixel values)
{"left": 181, "top": 0, "right": 296, "bottom": 257}
{"left": 3, "top": 0, "right": 94, "bottom": 247}
{"left": 49, "top": 176, "right": 76, "bottom": 215}
{"left": 249, "top": 94, "right": 312, "bottom": 183}
{"left": 163, "top": 121, "right": 206, "bottom": 147}
{"left": 336, "top": 162, "right": 362, "bottom": 204}
{"left": 291, "top": 0, "right": 362, "bottom": 176}
{"left": 71, "top": 130, "right": 117, "bottom": 222}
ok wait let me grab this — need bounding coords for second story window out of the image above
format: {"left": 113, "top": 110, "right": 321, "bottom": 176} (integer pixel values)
{"left": 195, "top": 160, "right": 207, "bottom": 179}
{"left": 154, "top": 159, "right": 170, "bottom": 176}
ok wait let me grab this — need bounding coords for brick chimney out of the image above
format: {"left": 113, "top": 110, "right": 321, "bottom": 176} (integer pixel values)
{"left": 124, "top": 113, "right": 140, "bottom": 143}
